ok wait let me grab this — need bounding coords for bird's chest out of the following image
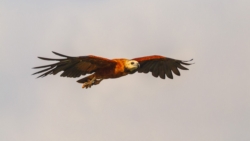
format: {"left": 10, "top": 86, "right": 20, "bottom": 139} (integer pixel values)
{"left": 95, "top": 65, "right": 128, "bottom": 79}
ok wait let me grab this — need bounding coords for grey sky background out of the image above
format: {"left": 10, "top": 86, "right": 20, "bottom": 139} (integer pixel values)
{"left": 1, "top": 0, "right": 249, "bottom": 141}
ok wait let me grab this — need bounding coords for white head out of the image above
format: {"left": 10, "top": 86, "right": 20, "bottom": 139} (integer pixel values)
{"left": 124, "top": 60, "right": 140, "bottom": 72}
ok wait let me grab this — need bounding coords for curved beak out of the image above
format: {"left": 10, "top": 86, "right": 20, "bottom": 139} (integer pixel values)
{"left": 137, "top": 63, "right": 140, "bottom": 68}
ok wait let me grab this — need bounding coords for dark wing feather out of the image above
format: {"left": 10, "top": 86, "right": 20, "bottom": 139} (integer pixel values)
{"left": 133, "top": 55, "right": 193, "bottom": 79}
{"left": 33, "top": 51, "right": 116, "bottom": 78}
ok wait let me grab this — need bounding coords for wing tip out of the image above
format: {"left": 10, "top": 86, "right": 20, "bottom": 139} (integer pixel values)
{"left": 180, "top": 58, "right": 194, "bottom": 65}
{"left": 52, "top": 51, "right": 72, "bottom": 58}
{"left": 183, "top": 58, "right": 193, "bottom": 62}
{"left": 167, "top": 76, "right": 173, "bottom": 79}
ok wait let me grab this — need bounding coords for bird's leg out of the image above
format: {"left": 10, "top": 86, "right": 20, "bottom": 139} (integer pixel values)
{"left": 82, "top": 76, "right": 96, "bottom": 89}
{"left": 82, "top": 77, "right": 104, "bottom": 89}
{"left": 93, "top": 79, "right": 103, "bottom": 85}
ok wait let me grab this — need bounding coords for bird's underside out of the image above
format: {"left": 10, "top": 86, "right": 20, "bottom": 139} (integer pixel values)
{"left": 33, "top": 51, "right": 193, "bottom": 89}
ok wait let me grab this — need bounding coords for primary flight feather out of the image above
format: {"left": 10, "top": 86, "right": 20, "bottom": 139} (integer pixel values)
{"left": 33, "top": 51, "right": 193, "bottom": 89}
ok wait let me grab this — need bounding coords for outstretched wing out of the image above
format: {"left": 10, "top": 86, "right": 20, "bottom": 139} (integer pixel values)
{"left": 33, "top": 51, "right": 117, "bottom": 78}
{"left": 133, "top": 55, "right": 193, "bottom": 79}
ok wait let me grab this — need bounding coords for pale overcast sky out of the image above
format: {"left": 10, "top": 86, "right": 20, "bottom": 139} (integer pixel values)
{"left": 1, "top": 0, "right": 250, "bottom": 141}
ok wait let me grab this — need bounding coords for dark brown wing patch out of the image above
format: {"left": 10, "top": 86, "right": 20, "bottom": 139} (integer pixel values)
{"left": 33, "top": 51, "right": 116, "bottom": 78}
{"left": 133, "top": 55, "right": 192, "bottom": 79}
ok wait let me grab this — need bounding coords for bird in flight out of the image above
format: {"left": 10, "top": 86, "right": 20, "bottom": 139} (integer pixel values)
{"left": 33, "top": 51, "right": 193, "bottom": 89}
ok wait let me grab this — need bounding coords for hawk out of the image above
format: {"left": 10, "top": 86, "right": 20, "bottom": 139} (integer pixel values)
{"left": 33, "top": 51, "right": 193, "bottom": 89}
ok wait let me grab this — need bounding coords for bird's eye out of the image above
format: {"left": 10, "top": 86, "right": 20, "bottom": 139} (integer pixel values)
{"left": 131, "top": 62, "right": 134, "bottom": 65}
